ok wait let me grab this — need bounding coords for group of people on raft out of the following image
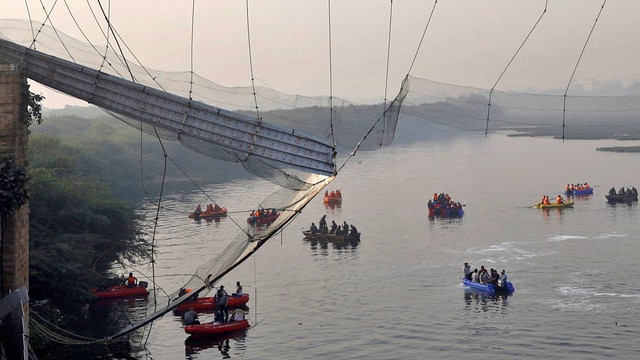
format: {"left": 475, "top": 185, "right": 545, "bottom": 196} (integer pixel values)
{"left": 540, "top": 194, "right": 566, "bottom": 205}
{"left": 464, "top": 262, "right": 509, "bottom": 290}
{"left": 324, "top": 189, "right": 342, "bottom": 200}
{"left": 194, "top": 203, "right": 224, "bottom": 215}
{"left": 427, "top": 193, "right": 463, "bottom": 218}
{"left": 565, "top": 183, "right": 590, "bottom": 194}
{"left": 248, "top": 208, "right": 278, "bottom": 222}
{"left": 309, "top": 214, "right": 358, "bottom": 236}
{"left": 182, "top": 281, "right": 247, "bottom": 326}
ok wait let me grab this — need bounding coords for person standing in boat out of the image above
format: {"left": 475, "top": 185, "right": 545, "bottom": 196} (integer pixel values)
{"left": 215, "top": 285, "right": 229, "bottom": 323}
{"left": 125, "top": 272, "right": 138, "bottom": 288}
{"left": 463, "top": 263, "right": 472, "bottom": 280}
{"left": 183, "top": 308, "right": 200, "bottom": 325}
{"left": 499, "top": 269, "right": 508, "bottom": 289}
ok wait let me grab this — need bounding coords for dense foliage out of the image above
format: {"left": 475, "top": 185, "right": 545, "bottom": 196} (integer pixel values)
{"left": 28, "top": 135, "right": 152, "bottom": 309}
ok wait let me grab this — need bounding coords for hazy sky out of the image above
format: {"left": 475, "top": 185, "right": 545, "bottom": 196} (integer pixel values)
{"left": 2, "top": 0, "right": 640, "bottom": 108}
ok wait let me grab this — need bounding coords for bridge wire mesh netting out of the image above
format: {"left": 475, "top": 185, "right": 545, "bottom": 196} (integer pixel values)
{"left": 0, "top": 18, "right": 405, "bottom": 339}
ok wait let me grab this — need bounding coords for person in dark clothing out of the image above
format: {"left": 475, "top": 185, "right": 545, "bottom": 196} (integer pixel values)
{"left": 215, "top": 285, "right": 229, "bottom": 323}
{"left": 183, "top": 308, "right": 200, "bottom": 325}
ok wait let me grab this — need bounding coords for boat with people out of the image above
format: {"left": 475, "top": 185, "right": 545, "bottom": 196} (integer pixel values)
{"left": 533, "top": 201, "right": 574, "bottom": 209}
{"left": 184, "top": 319, "right": 250, "bottom": 338}
{"left": 247, "top": 208, "right": 279, "bottom": 225}
{"left": 462, "top": 278, "right": 515, "bottom": 295}
{"left": 323, "top": 189, "right": 342, "bottom": 204}
{"left": 174, "top": 293, "right": 250, "bottom": 313}
{"left": 427, "top": 192, "right": 464, "bottom": 218}
{"left": 92, "top": 282, "right": 149, "bottom": 299}
{"left": 564, "top": 183, "right": 593, "bottom": 196}
{"left": 606, "top": 187, "right": 638, "bottom": 203}
{"left": 188, "top": 208, "right": 228, "bottom": 220}
{"left": 189, "top": 203, "right": 228, "bottom": 220}
{"left": 302, "top": 230, "right": 360, "bottom": 242}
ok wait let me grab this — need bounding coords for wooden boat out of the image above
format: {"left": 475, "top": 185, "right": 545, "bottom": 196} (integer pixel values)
{"left": 174, "top": 293, "right": 250, "bottom": 313}
{"left": 188, "top": 208, "right": 228, "bottom": 220}
{"left": 606, "top": 193, "right": 638, "bottom": 203}
{"left": 565, "top": 188, "right": 593, "bottom": 196}
{"left": 185, "top": 319, "right": 250, "bottom": 338}
{"left": 247, "top": 212, "right": 279, "bottom": 225}
{"left": 532, "top": 201, "right": 574, "bottom": 209}
{"left": 302, "top": 230, "right": 360, "bottom": 242}
{"left": 92, "top": 283, "right": 149, "bottom": 299}
{"left": 462, "top": 278, "right": 515, "bottom": 294}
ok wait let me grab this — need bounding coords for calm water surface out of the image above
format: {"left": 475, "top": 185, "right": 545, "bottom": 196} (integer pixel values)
{"left": 87, "top": 133, "right": 640, "bottom": 359}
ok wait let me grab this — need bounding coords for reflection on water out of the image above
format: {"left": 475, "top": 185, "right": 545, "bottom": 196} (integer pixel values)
{"left": 463, "top": 289, "right": 511, "bottom": 313}
{"left": 184, "top": 329, "right": 248, "bottom": 358}
{"left": 323, "top": 202, "right": 341, "bottom": 210}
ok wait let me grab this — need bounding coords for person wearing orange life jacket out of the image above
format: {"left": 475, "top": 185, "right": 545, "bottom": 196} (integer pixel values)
{"left": 543, "top": 196, "right": 551, "bottom": 205}
{"left": 556, "top": 195, "right": 564, "bottom": 204}
{"left": 125, "top": 272, "right": 138, "bottom": 288}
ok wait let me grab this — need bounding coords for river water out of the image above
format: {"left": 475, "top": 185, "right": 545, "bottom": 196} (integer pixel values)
{"left": 80, "top": 130, "right": 640, "bottom": 359}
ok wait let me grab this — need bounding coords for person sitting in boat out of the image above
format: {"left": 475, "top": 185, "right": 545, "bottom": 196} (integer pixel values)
{"left": 329, "top": 220, "right": 338, "bottom": 234}
{"left": 310, "top": 223, "right": 319, "bottom": 234}
{"left": 489, "top": 269, "right": 499, "bottom": 286}
{"left": 229, "top": 308, "right": 247, "bottom": 322}
{"left": 125, "top": 272, "right": 138, "bottom": 288}
{"left": 330, "top": 190, "right": 336, "bottom": 198}
{"left": 178, "top": 287, "right": 198, "bottom": 302}
{"left": 349, "top": 224, "right": 358, "bottom": 235}
{"left": 463, "top": 262, "right": 472, "bottom": 280}
{"left": 471, "top": 269, "right": 479, "bottom": 283}
{"left": 342, "top": 221, "right": 349, "bottom": 232}
{"left": 233, "top": 281, "right": 244, "bottom": 297}
{"left": 271, "top": 208, "right": 277, "bottom": 216}
{"left": 556, "top": 195, "right": 564, "bottom": 204}
{"left": 213, "top": 203, "right": 222, "bottom": 212}
{"left": 543, "top": 196, "right": 551, "bottom": 205}
{"left": 183, "top": 308, "right": 200, "bottom": 325}
{"left": 215, "top": 285, "right": 229, "bottom": 323}
{"left": 609, "top": 187, "right": 616, "bottom": 195}
{"left": 478, "top": 266, "right": 488, "bottom": 284}
{"left": 335, "top": 225, "right": 344, "bottom": 235}
{"left": 206, "top": 203, "right": 214, "bottom": 212}
{"left": 619, "top": 187, "right": 626, "bottom": 194}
